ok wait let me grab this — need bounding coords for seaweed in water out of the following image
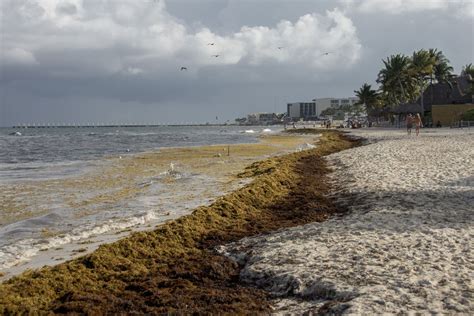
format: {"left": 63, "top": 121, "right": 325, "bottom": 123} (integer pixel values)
{"left": 0, "top": 130, "right": 360, "bottom": 314}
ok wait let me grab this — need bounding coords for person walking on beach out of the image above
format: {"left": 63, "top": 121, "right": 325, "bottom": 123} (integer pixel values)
{"left": 414, "top": 113, "right": 423, "bottom": 136}
{"left": 406, "top": 114, "right": 413, "bottom": 135}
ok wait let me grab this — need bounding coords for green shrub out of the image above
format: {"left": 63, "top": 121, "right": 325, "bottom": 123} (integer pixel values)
{"left": 461, "top": 109, "right": 474, "bottom": 121}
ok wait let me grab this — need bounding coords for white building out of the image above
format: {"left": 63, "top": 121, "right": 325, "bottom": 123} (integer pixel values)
{"left": 287, "top": 102, "right": 317, "bottom": 120}
{"left": 315, "top": 97, "right": 359, "bottom": 109}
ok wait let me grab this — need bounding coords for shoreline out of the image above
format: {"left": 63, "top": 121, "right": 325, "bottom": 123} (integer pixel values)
{"left": 0, "top": 132, "right": 314, "bottom": 280}
{"left": 0, "top": 130, "right": 360, "bottom": 313}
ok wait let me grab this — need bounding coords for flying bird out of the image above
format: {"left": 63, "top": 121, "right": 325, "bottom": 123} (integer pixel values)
{"left": 277, "top": 46, "right": 285, "bottom": 50}
{"left": 321, "top": 52, "right": 334, "bottom": 56}
{"left": 207, "top": 43, "right": 215, "bottom": 46}
{"left": 180, "top": 67, "right": 188, "bottom": 71}
{"left": 211, "top": 54, "right": 220, "bottom": 58}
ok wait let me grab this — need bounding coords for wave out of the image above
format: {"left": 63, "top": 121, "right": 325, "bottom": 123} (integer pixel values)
{"left": 0, "top": 160, "right": 100, "bottom": 182}
{"left": 0, "top": 210, "right": 163, "bottom": 270}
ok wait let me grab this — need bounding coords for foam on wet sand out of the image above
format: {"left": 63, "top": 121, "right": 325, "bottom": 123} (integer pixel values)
{"left": 0, "top": 133, "right": 315, "bottom": 280}
{"left": 0, "top": 130, "right": 353, "bottom": 314}
{"left": 221, "top": 128, "right": 474, "bottom": 314}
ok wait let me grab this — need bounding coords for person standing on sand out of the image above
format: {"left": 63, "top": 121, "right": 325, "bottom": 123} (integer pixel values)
{"left": 414, "top": 113, "right": 423, "bottom": 136}
{"left": 406, "top": 114, "right": 413, "bottom": 135}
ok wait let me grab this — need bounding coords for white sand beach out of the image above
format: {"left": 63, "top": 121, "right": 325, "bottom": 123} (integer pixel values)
{"left": 221, "top": 128, "right": 474, "bottom": 314}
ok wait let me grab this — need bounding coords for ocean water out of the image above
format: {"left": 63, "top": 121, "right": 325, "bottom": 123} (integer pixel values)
{"left": 0, "top": 125, "right": 276, "bottom": 272}
{"left": 0, "top": 126, "right": 262, "bottom": 181}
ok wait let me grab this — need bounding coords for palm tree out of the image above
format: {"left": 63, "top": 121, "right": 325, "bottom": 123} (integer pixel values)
{"left": 411, "top": 49, "right": 435, "bottom": 77}
{"left": 423, "top": 49, "right": 454, "bottom": 112}
{"left": 354, "top": 83, "right": 379, "bottom": 115}
{"left": 434, "top": 62, "right": 454, "bottom": 83}
{"left": 410, "top": 49, "right": 436, "bottom": 115}
{"left": 462, "top": 63, "right": 474, "bottom": 94}
{"left": 377, "top": 54, "right": 417, "bottom": 107}
{"left": 429, "top": 49, "right": 453, "bottom": 82}
{"left": 461, "top": 63, "right": 474, "bottom": 77}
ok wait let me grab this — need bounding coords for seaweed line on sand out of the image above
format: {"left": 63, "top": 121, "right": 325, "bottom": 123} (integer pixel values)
{"left": 0, "top": 130, "right": 361, "bottom": 314}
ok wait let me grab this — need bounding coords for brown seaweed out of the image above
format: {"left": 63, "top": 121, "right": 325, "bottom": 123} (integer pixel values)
{"left": 0, "top": 130, "right": 360, "bottom": 314}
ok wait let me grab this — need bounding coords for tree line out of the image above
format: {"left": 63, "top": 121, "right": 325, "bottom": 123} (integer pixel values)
{"left": 354, "top": 49, "right": 474, "bottom": 117}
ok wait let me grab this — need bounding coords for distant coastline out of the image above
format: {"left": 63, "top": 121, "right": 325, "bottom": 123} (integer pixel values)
{"left": 8, "top": 121, "right": 334, "bottom": 129}
{"left": 9, "top": 123, "right": 245, "bottom": 129}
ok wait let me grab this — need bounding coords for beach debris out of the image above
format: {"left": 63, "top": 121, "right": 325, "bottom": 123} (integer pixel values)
{"left": 243, "top": 129, "right": 255, "bottom": 134}
{"left": 138, "top": 180, "right": 153, "bottom": 188}
{"left": 262, "top": 128, "right": 272, "bottom": 133}
{"left": 156, "top": 162, "right": 185, "bottom": 181}
{"left": 71, "top": 248, "right": 87, "bottom": 253}
{"left": 167, "top": 163, "right": 181, "bottom": 177}
{"left": 40, "top": 228, "right": 58, "bottom": 238}
{"left": 296, "top": 143, "right": 316, "bottom": 151}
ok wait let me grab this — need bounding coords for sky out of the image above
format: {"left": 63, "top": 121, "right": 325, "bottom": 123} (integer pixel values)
{"left": 1, "top": 0, "right": 473, "bottom": 126}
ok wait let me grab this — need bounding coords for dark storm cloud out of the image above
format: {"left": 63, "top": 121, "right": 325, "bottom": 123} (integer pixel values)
{"left": 0, "top": 0, "right": 472, "bottom": 126}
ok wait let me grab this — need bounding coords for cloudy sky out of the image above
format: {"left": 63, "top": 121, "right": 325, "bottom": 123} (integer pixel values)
{"left": 1, "top": 0, "right": 473, "bottom": 126}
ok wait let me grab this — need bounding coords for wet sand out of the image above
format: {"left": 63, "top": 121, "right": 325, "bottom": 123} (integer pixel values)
{"left": 1, "top": 134, "right": 311, "bottom": 225}
{"left": 0, "top": 130, "right": 359, "bottom": 314}
{"left": 0, "top": 133, "right": 316, "bottom": 279}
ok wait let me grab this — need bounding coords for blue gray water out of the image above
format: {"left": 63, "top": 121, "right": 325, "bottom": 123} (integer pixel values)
{"left": 0, "top": 125, "right": 277, "bottom": 274}
{"left": 0, "top": 125, "right": 261, "bottom": 182}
